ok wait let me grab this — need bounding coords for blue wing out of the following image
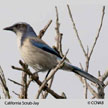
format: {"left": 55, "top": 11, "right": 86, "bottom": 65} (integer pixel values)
{"left": 30, "top": 39, "right": 62, "bottom": 59}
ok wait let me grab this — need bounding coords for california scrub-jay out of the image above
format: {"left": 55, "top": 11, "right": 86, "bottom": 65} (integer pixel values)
{"left": 3, "top": 22, "right": 104, "bottom": 87}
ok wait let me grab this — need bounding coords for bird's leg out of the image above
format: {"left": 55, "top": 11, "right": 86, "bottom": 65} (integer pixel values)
{"left": 45, "top": 69, "right": 51, "bottom": 79}
{"left": 41, "top": 69, "right": 51, "bottom": 90}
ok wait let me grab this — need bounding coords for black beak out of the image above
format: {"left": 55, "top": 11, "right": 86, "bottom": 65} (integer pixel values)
{"left": 3, "top": 26, "right": 14, "bottom": 31}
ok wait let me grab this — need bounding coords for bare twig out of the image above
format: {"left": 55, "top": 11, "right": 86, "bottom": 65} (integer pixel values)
{"left": 12, "top": 62, "right": 30, "bottom": 99}
{"left": 88, "top": 6, "right": 105, "bottom": 59}
{"left": 11, "top": 66, "right": 23, "bottom": 71}
{"left": 67, "top": 4, "right": 87, "bottom": 57}
{"left": 38, "top": 20, "right": 52, "bottom": 39}
{"left": 0, "top": 66, "right": 10, "bottom": 99}
{"left": 12, "top": 91, "right": 20, "bottom": 97}
{"left": 20, "top": 72, "right": 27, "bottom": 99}
{"left": 8, "top": 78, "right": 24, "bottom": 87}
{"left": 19, "top": 63, "right": 28, "bottom": 99}
{"left": 55, "top": 6, "right": 64, "bottom": 57}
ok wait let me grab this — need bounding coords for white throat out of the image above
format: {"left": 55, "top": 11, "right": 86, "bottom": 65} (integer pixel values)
{"left": 16, "top": 31, "right": 23, "bottom": 48}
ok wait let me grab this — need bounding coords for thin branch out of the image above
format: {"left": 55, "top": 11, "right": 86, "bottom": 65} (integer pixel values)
{"left": 8, "top": 78, "right": 24, "bottom": 87}
{"left": 38, "top": 20, "right": 52, "bottom": 39}
{"left": 88, "top": 6, "right": 105, "bottom": 59}
{"left": 12, "top": 62, "right": 29, "bottom": 99}
{"left": 87, "top": 45, "right": 89, "bottom": 56}
{"left": 0, "top": 66, "right": 10, "bottom": 99}
{"left": 19, "top": 63, "right": 28, "bottom": 99}
{"left": 11, "top": 66, "right": 23, "bottom": 71}
{"left": 67, "top": 4, "right": 87, "bottom": 57}
{"left": 12, "top": 91, "right": 20, "bottom": 97}
{"left": 20, "top": 72, "right": 27, "bottom": 99}
{"left": 55, "top": 6, "right": 64, "bottom": 57}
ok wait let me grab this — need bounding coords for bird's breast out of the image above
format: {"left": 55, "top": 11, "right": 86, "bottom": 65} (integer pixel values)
{"left": 17, "top": 38, "right": 58, "bottom": 72}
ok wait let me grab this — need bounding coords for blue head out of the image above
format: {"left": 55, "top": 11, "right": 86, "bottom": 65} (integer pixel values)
{"left": 4, "top": 22, "right": 37, "bottom": 47}
{"left": 4, "top": 22, "right": 37, "bottom": 37}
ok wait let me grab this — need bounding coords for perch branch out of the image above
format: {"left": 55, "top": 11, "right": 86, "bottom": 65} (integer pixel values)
{"left": 12, "top": 60, "right": 65, "bottom": 99}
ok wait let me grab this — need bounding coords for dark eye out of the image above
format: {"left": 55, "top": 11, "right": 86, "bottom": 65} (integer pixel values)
{"left": 15, "top": 24, "right": 20, "bottom": 29}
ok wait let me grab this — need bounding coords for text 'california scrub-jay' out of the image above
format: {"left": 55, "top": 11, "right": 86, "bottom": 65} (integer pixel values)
{"left": 3, "top": 22, "right": 104, "bottom": 87}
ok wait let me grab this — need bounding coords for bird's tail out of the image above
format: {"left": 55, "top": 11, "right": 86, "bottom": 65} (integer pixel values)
{"left": 63, "top": 62, "right": 104, "bottom": 87}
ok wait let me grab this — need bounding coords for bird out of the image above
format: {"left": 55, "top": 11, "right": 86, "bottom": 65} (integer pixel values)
{"left": 3, "top": 22, "right": 104, "bottom": 87}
